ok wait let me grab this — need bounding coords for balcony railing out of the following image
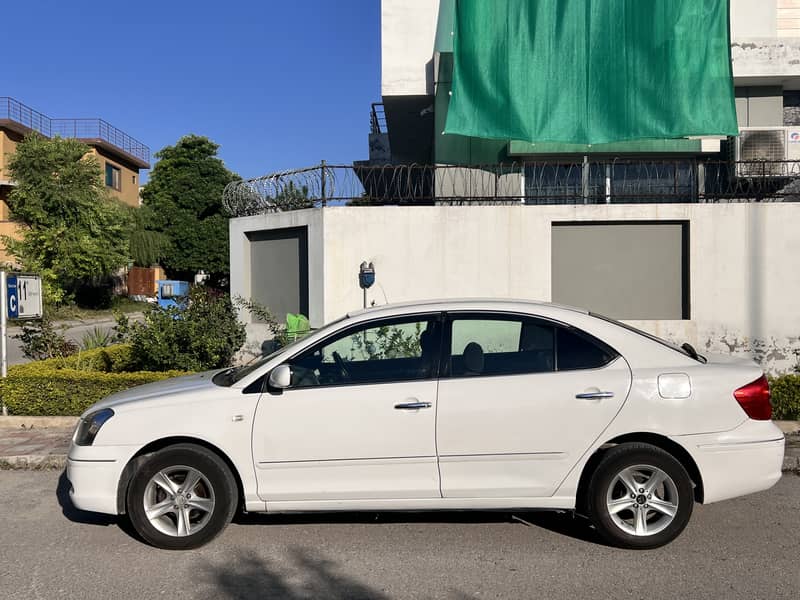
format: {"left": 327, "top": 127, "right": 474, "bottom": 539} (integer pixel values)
{"left": 0, "top": 97, "right": 52, "bottom": 137}
{"left": 370, "top": 103, "right": 387, "bottom": 135}
{"left": 223, "top": 160, "right": 800, "bottom": 216}
{"left": 0, "top": 97, "right": 149, "bottom": 165}
{"left": 51, "top": 119, "right": 150, "bottom": 164}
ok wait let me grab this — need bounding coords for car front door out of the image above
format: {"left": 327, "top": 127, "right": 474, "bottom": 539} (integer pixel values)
{"left": 251, "top": 314, "right": 443, "bottom": 504}
{"left": 435, "top": 312, "right": 632, "bottom": 499}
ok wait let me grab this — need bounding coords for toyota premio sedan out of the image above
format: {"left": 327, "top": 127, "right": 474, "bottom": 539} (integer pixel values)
{"left": 67, "top": 299, "right": 784, "bottom": 550}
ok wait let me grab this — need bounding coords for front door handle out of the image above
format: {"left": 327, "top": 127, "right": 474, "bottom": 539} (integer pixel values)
{"left": 575, "top": 391, "right": 614, "bottom": 400}
{"left": 394, "top": 402, "right": 432, "bottom": 410}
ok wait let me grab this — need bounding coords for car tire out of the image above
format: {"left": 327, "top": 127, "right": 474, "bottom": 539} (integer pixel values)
{"left": 586, "top": 442, "right": 694, "bottom": 549}
{"left": 126, "top": 443, "right": 238, "bottom": 550}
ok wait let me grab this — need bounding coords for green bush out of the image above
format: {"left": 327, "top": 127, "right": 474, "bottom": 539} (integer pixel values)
{"left": 37, "top": 344, "right": 137, "bottom": 373}
{"left": 119, "top": 286, "right": 246, "bottom": 372}
{"left": 13, "top": 316, "right": 78, "bottom": 360}
{"left": 0, "top": 362, "right": 187, "bottom": 416}
{"left": 770, "top": 374, "right": 800, "bottom": 420}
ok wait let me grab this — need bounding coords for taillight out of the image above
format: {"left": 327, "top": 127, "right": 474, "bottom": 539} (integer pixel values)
{"left": 733, "top": 375, "right": 772, "bottom": 420}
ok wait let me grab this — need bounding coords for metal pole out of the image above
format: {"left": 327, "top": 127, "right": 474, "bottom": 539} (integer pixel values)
{"left": 320, "top": 160, "right": 327, "bottom": 207}
{"left": 1, "top": 270, "right": 7, "bottom": 416}
{"left": 363, "top": 287, "right": 367, "bottom": 309}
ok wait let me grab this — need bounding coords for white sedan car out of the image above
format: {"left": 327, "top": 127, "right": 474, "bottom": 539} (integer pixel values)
{"left": 67, "top": 299, "right": 784, "bottom": 550}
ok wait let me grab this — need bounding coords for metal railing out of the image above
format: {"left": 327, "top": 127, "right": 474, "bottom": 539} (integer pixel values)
{"left": 0, "top": 97, "right": 52, "bottom": 137}
{"left": 51, "top": 119, "right": 150, "bottom": 164}
{"left": 223, "top": 160, "right": 800, "bottom": 217}
{"left": 370, "top": 103, "right": 387, "bottom": 135}
{"left": 0, "top": 97, "right": 149, "bottom": 165}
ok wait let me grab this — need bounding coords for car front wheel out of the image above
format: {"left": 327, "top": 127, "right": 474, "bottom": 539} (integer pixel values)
{"left": 586, "top": 442, "right": 694, "bottom": 549}
{"left": 126, "top": 443, "right": 237, "bottom": 550}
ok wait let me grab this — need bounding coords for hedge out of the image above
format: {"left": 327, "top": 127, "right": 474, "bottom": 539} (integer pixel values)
{"left": 0, "top": 346, "right": 188, "bottom": 416}
{"left": 37, "top": 344, "right": 137, "bottom": 373}
{"left": 771, "top": 374, "right": 800, "bottom": 421}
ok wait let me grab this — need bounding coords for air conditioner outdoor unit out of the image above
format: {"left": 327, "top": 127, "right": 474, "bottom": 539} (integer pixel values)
{"left": 736, "top": 127, "right": 800, "bottom": 176}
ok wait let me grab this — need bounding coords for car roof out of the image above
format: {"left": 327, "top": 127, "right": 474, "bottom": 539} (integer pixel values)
{"left": 346, "top": 298, "right": 589, "bottom": 320}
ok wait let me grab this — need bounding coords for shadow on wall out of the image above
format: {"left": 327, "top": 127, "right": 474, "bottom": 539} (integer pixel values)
{"left": 201, "top": 547, "right": 388, "bottom": 600}
{"left": 747, "top": 203, "right": 765, "bottom": 362}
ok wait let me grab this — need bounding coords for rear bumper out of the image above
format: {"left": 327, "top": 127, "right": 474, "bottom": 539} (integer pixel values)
{"left": 678, "top": 420, "right": 785, "bottom": 504}
{"left": 66, "top": 444, "right": 137, "bottom": 515}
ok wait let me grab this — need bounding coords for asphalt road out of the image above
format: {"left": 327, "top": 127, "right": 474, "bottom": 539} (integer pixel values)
{"left": 0, "top": 471, "right": 798, "bottom": 600}
{"left": 5, "top": 320, "right": 120, "bottom": 366}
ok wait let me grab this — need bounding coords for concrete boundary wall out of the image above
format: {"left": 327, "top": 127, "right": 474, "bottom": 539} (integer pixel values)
{"left": 231, "top": 204, "right": 800, "bottom": 373}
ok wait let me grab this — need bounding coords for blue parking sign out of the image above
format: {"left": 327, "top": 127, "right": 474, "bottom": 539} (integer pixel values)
{"left": 6, "top": 275, "right": 18, "bottom": 319}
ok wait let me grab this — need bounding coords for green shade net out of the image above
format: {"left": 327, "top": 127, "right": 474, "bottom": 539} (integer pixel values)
{"left": 444, "top": 0, "right": 739, "bottom": 145}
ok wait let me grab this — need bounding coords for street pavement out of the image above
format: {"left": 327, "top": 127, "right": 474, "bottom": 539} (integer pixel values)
{"left": 0, "top": 470, "right": 797, "bottom": 600}
{"left": 5, "top": 317, "right": 134, "bottom": 366}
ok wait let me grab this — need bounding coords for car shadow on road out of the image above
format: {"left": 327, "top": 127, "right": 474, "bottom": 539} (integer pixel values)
{"left": 233, "top": 509, "right": 608, "bottom": 546}
{"left": 55, "top": 469, "right": 144, "bottom": 543}
{"left": 202, "top": 546, "right": 391, "bottom": 600}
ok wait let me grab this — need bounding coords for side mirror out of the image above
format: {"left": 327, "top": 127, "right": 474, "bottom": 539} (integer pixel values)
{"left": 268, "top": 364, "right": 292, "bottom": 390}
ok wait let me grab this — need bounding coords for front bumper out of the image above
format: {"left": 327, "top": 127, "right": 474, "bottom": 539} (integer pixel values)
{"left": 678, "top": 420, "right": 785, "bottom": 505}
{"left": 66, "top": 444, "right": 138, "bottom": 515}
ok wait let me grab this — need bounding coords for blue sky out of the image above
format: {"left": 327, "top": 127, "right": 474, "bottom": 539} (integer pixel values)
{"left": 4, "top": 0, "right": 381, "bottom": 180}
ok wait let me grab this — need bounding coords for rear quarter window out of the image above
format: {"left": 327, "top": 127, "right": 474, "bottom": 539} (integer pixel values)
{"left": 556, "top": 327, "right": 618, "bottom": 371}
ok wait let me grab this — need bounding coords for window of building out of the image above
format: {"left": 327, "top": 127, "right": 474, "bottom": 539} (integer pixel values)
{"left": 105, "top": 163, "right": 121, "bottom": 191}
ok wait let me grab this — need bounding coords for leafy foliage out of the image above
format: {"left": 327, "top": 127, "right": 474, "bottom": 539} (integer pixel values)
{"left": 128, "top": 206, "right": 170, "bottom": 267}
{"left": 0, "top": 361, "right": 185, "bottom": 416}
{"left": 770, "top": 374, "right": 800, "bottom": 420}
{"left": 13, "top": 316, "right": 78, "bottom": 360}
{"left": 139, "top": 135, "right": 239, "bottom": 280}
{"left": 81, "top": 326, "right": 114, "bottom": 350}
{"left": 2, "top": 134, "right": 132, "bottom": 304}
{"left": 234, "top": 295, "right": 289, "bottom": 347}
{"left": 116, "top": 286, "right": 246, "bottom": 371}
{"left": 347, "top": 323, "right": 422, "bottom": 360}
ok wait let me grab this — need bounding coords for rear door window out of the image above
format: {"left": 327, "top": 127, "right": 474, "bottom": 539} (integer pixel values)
{"left": 447, "top": 316, "right": 555, "bottom": 377}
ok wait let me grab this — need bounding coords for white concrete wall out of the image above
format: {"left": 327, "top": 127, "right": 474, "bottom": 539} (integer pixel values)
{"left": 731, "top": 0, "right": 777, "bottom": 38}
{"left": 229, "top": 209, "right": 326, "bottom": 356}
{"left": 380, "top": 1, "right": 799, "bottom": 96}
{"left": 231, "top": 204, "right": 800, "bottom": 374}
{"left": 381, "top": 0, "right": 440, "bottom": 96}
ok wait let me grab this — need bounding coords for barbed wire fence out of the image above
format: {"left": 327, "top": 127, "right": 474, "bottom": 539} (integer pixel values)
{"left": 223, "top": 160, "right": 800, "bottom": 218}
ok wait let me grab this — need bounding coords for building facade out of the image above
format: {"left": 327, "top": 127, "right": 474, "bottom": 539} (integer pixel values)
{"left": 229, "top": 1, "right": 800, "bottom": 373}
{"left": 0, "top": 96, "right": 150, "bottom": 262}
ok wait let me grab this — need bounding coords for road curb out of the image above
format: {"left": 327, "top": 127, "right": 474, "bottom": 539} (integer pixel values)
{"left": 0, "top": 454, "right": 66, "bottom": 470}
{"left": 0, "top": 416, "right": 78, "bottom": 429}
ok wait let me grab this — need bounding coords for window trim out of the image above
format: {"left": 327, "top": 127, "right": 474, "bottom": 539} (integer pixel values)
{"left": 440, "top": 310, "right": 620, "bottom": 380}
{"left": 278, "top": 312, "right": 445, "bottom": 391}
{"left": 105, "top": 162, "right": 121, "bottom": 191}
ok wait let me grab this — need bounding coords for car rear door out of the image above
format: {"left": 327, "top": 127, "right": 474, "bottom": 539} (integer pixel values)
{"left": 435, "top": 312, "right": 632, "bottom": 499}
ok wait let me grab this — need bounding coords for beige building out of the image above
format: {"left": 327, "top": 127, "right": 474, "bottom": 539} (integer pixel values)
{"left": 0, "top": 96, "right": 150, "bottom": 262}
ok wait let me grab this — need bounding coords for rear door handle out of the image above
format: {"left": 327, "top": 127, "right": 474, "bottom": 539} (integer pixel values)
{"left": 394, "top": 402, "right": 432, "bottom": 410}
{"left": 575, "top": 391, "right": 614, "bottom": 400}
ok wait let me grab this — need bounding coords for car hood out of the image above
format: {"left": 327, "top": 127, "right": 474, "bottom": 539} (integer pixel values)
{"left": 84, "top": 370, "right": 221, "bottom": 416}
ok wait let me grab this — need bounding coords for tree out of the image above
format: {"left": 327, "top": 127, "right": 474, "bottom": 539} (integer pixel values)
{"left": 140, "top": 135, "right": 239, "bottom": 282}
{"left": 2, "top": 134, "right": 131, "bottom": 304}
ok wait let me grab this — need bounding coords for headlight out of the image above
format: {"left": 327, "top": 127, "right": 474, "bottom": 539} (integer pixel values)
{"left": 74, "top": 408, "right": 115, "bottom": 446}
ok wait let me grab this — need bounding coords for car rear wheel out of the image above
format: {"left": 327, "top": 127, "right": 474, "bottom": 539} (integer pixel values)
{"left": 126, "top": 443, "right": 237, "bottom": 550}
{"left": 586, "top": 442, "right": 694, "bottom": 549}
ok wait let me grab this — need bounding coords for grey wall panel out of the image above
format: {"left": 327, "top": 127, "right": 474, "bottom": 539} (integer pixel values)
{"left": 552, "top": 223, "right": 687, "bottom": 320}
{"left": 247, "top": 227, "right": 309, "bottom": 321}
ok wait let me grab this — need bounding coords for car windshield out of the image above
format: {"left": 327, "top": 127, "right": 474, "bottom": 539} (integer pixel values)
{"left": 590, "top": 313, "right": 706, "bottom": 363}
{"left": 212, "top": 315, "right": 349, "bottom": 387}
